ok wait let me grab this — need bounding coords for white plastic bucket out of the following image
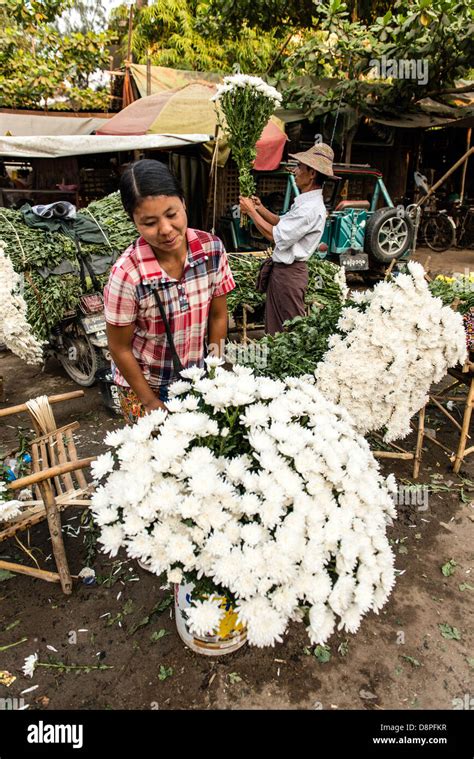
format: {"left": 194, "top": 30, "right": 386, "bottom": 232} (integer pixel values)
{"left": 174, "top": 582, "right": 247, "bottom": 656}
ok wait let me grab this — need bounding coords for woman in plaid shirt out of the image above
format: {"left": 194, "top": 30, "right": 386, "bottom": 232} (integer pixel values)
{"left": 104, "top": 159, "right": 235, "bottom": 422}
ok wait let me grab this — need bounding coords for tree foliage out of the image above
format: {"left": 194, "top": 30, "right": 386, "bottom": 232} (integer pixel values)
{"left": 199, "top": 0, "right": 394, "bottom": 32}
{"left": 109, "top": 0, "right": 284, "bottom": 74}
{"left": 0, "top": 0, "right": 115, "bottom": 110}
{"left": 278, "top": 0, "right": 474, "bottom": 118}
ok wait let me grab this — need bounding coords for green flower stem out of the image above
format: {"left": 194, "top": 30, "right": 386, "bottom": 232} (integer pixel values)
{"left": 37, "top": 662, "right": 113, "bottom": 673}
{"left": 0, "top": 637, "right": 28, "bottom": 652}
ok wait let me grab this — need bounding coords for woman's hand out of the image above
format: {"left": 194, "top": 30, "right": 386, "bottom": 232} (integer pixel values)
{"left": 251, "top": 195, "right": 262, "bottom": 208}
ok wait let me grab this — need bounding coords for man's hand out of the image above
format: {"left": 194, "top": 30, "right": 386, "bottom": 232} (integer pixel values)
{"left": 239, "top": 196, "right": 255, "bottom": 215}
{"left": 251, "top": 195, "right": 262, "bottom": 207}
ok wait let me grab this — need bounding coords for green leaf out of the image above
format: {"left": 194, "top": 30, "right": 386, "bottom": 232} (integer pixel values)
{"left": 129, "top": 616, "right": 149, "bottom": 635}
{"left": 228, "top": 672, "right": 242, "bottom": 684}
{"left": 129, "top": 595, "right": 173, "bottom": 635}
{"left": 459, "top": 582, "right": 474, "bottom": 592}
{"left": 314, "top": 645, "right": 331, "bottom": 663}
{"left": 158, "top": 665, "right": 173, "bottom": 681}
{"left": 438, "top": 623, "right": 461, "bottom": 640}
{"left": 0, "top": 569, "right": 15, "bottom": 582}
{"left": 150, "top": 629, "right": 169, "bottom": 643}
{"left": 122, "top": 599, "right": 134, "bottom": 615}
{"left": 152, "top": 596, "right": 173, "bottom": 616}
{"left": 398, "top": 545, "right": 408, "bottom": 554}
{"left": 401, "top": 655, "right": 421, "bottom": 667}
{"left": 441, "top": 559, "right": 457, "bottom": 577}
{"left": 467, "top": 658, "right": 474, "bottom": 669}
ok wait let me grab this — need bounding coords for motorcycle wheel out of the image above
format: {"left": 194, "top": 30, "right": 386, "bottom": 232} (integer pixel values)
{"left": 58, "top": 323, "right": 106, "bottom": 387}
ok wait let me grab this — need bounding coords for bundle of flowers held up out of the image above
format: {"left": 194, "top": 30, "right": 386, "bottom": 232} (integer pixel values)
{"left": 0, "top": 240, "right": 45, "bottom": 365}
{"left": 91, "top": 358, "right": 397, "bottom": 648}
{"left": 212, "top": 75, "right": 282, "bottom": 224}
{"left": 315, "top": 262, "right": 467, "bottom": 442}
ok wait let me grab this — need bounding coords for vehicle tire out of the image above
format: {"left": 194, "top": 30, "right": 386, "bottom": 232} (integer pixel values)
{"left": 422, "top": 213, "right": 456, "bottom": 252}
{"left": 58, "top": 323, "right": 103, "bottom": 387}
{"left": 364, "top": 207, "right": 414, "bottom": 263}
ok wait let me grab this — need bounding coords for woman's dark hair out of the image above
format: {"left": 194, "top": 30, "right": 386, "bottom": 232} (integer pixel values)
{"left": 120, "top": 159, "right": 184, "bottom": 219}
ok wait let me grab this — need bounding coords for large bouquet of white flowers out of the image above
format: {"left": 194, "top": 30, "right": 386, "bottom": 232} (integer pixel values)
{"left": 92, "top": 359, "right": 397, "bottom": 648}
{"left": 0, "top": 240, "right": 45, "bottom": 365}
{"left": 315, "top": 262, "right": 467, "bottom": 442}
{"left": 212, "top": 74, "right": 282, "bottom": 222}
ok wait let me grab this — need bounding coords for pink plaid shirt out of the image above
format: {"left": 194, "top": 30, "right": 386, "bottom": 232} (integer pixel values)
{"left": 104, "top": 228, "right": 235, "bottom": 389}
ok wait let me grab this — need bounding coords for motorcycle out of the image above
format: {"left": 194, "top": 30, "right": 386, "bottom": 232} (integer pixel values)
{"left": 47, "top": 293, "right": 121, "bottom": 414}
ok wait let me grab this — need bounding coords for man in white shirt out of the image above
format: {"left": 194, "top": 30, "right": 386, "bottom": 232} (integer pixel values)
{"left": 240, "top": 143, "right": 339, "bottom": 335}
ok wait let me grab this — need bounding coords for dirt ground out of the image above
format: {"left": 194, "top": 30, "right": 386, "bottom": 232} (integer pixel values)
{"left": 0, "top": 247, "right": 473, "bottom": 712}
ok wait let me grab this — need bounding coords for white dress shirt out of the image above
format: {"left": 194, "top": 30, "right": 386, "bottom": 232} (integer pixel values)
{"left": 272, "top": 188, "right": 326, "bottom": 264}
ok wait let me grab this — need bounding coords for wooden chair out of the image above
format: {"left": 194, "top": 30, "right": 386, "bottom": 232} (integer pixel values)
{"left": 0, "top": 391, "right": 95, "bottom": 594}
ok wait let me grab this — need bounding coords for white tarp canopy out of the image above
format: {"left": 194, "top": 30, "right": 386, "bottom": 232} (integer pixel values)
{"left": 0, "top": 133, "right": 212, "bottom": 158}
{"left": 0, "top": 111, "right": 110, "bottom": 137}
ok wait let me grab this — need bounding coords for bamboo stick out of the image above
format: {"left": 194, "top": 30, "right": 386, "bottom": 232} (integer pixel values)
{"left": 7, "top": 457, "right": 95, "bottom": 491}
{"left": 0, "top": 492, "right": 90, "bottom": 543}
{"left": 56, "top": 432, "right": 74, "bottom": 492}
{"left": 65, "top": 433, "right": 89, "bottom": 490}
{"left": 31, "top": 422, "right": 80, "bottom": 447}
{"left": 46, "top": 432, "right": 64, "bottom": 497}
{"left": 429, "top": 395, "right": 466, "bottom": 435}
{"left": 0, "top": 391, "right": 84, "bottom": 418}
{"left": 30, "top": 441, "right": 41, "bottom": 500}
{"left": 0, "top": 560, "right": 61, "bottom": 584}
{"left": 410, "top": 421, "right": 453, "bottom": 455}
{"left": 416, "top": 147, "right": 474, "bottom": 208}
{"left": 37, "top": 478, "right": 72, "bottom": 594}
{"left": 373, "top": 451, "right": 414, "bottom": 460}
{"left": 459, "top": 444, "right": 474, "bottom": 457}
{"left": 453, "top": 376, "right": 474, "bottom": 473}
{"left": 413, "top": 406, "right": 425, "bottom": 479}
{"left": 371, "top": 432, "right": 409, "bottom": 454}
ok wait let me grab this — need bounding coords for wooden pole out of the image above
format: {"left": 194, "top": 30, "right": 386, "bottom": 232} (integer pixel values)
{"left": 460, "top": 128, "right": 472, "bottom": 203}
{"left": 413, "top": 405, "right": 425, "bottom": 479}
{"left": 429, "top": 395, "right": 466, "bottom": 435}
{"left": 373, "top": 451, "right": 414, "bottom": 460}
{"left": 453, "top": 375, "right": 474, "bottom": 473}
{"left": 7, "top": 457, "right": 95, "bottom": 491}
{"left": 416, "top": 147, "right": 474, "bottom": 208}
{"left": 0, "top": 560, "right": 61, "bottom": 584}
{"left": 146, "top": 52, "right": 152, "bottom": 96}
{"left": 0, "top": 391, "right": 84, "bottom": 419}
{"left": 37, "top": 478, "right": 72, "bottom": 594}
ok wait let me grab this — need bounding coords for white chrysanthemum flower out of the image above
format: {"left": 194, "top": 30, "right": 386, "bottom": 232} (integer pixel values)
{"left": 307, "top": 603, "right": 336, "bottom": 645}
{"left": 315, "top": 262, "right": 467, "bottom": 442}
{"left": 95, "top": 365, "right": 398, "bottom": 649}
{"left": 168, "top": 380, "right": 192, "bottom": 397}
{"left": 91, "top": 452, "right": 115, "bottom": 481}
{"left": 22, "top": 653, "right": 38, "bottom": 678}
{"left": 236, "top": 597, "right": 286, "bottom": 647}
{"left": 0, "top": 499, "right": 22, "bottom": 522}
{"left": 204, "top": 355, "right": 225, "bottom": 369}
{"left": 98, "top": 524, "right": 124, "bottom": 557}
{"left": 0, "top": 242, "right": 45, "bottom": 365}
{"left": 185, "top": 597, "right": 224, "bottom": 637}
{"left": 167, "top": 567, "right": 184, "bottom": 584}
{"left": 104, "top": 427, "right": 129, "bottom": 448}
{"left": 180, "top": 366, "right": 206, "bottom": 382}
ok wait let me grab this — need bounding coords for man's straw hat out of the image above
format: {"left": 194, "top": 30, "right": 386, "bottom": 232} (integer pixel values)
{"left": 288, "top": 143, "right": 340, "bottom": 180}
